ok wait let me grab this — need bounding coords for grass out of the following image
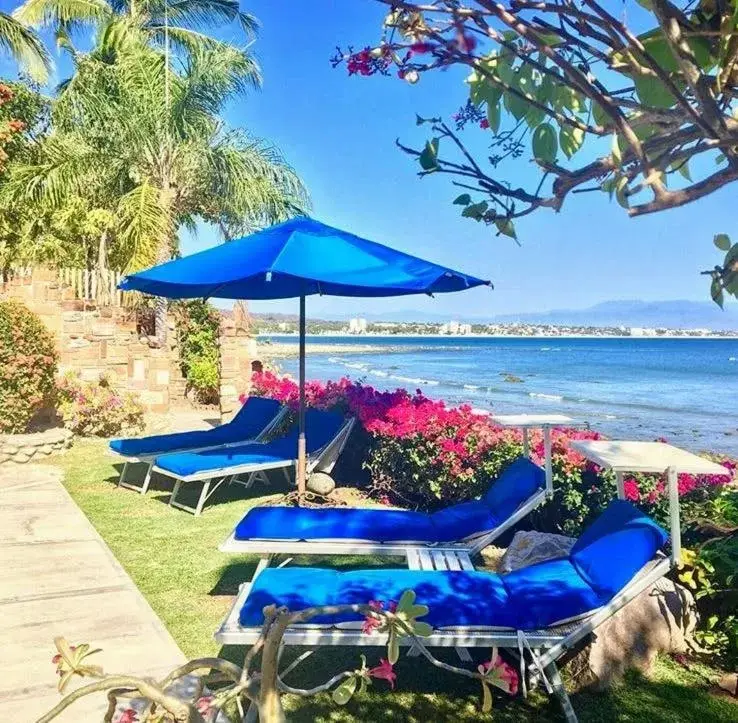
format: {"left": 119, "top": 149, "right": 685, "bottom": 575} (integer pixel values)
{"left": 49, "top": 439, "right": 738, "bottom": 722}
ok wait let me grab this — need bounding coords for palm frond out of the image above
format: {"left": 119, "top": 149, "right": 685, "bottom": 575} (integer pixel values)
{"left": 150, "top": 0, "right": 258, "bottom": 37}
{"left": 115, "top": 179, "right": 170, "bottom": 271}
{"left": 13, "top": 0, "right": 111, "bottom": 29}
{"left": 0, "top": 12, "right": 52, "bottom": 82}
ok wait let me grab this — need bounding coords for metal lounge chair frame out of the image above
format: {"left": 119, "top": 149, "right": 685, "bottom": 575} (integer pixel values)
{"left": 155, "top": 417, "right": 356, "bottom": 516}
{"left": 214, "top": 466, "right": 684, "bottom": 723}
{"left": 113, "top": 405, "right": 289, "bottom": 496}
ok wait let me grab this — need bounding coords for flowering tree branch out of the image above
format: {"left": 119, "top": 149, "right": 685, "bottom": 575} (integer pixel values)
{"left": 38, "top": 591, "right": 519, "bottom": 723}
{"left": 332, "top": 0, "right": 738, "bottom": 291}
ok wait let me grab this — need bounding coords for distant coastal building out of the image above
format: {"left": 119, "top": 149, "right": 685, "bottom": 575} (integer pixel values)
{"left": 439, "top": 320, "right": 472, "bottom": 335}
{"left": 348, "top": 317, "right": 368, "bottom": 334}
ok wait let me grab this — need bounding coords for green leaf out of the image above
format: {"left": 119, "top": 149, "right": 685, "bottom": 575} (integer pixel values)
{"left": 481, "top": 680, "right": 493, "bottom": 713}
{"left": 461, "top": 201, "right": 488, "bottom": 220}
{"left": 412, "top": 621, "right": 434, "bottom": 637}
{"left": 676, "top": 161, "right": 692, "bottom": 181}
{"left": 611, "top": 133, "right": 622, "bottom": 165}
{"left": 524, "top": 102, "right": 545, "bottom": 130}
{"left": 536, "top": 31, "right": 564, "bottom": 47}
{"left": 503, "top": 89, "right": 529, "bottom": 121}
{"left": 635, "top": 0, "right": 652, "bottom": 8}
{"left": 495, "top": 218, "right": 517, "bottom": 240}
{"left": 532, "top": 123, "right": 557, "bottom": 162}
{"left": 714, "top": 233, "right": 732, "bottom": 251}
{"left": 332, "top": 676, "right": 358, "bottom": 705}
{"left": 486, "top": 99, "right": 501, "bottom": 133}
{"left": 418, "top": 139, "right": 439, "bottom": 171}
{"left": 591, "top": 100, "right": 610, "bottom": 129}
{"left": 634, "top": 75, "right": 678, "bottom": 109}
{"left": 453, "top": 193, "right": 471, "bottom": 206}
{"left": 615, "top": 175, "right": 630, "bottom": 209}
{"left": 559, "top": 125, "right": 585, "bottom": 159}
{"left": 711, "top": 279, "right": 725, "bottom": 309}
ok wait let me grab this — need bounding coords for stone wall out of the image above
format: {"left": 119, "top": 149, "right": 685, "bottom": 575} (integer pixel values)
{"left": 218, "top": 314, "right": 257, "bottom": 422}
{"left": 1, "top": 268, "right": 254, "bottom": 417}
{"left": 0, "top": 428, "right": 73, "bottom": 465}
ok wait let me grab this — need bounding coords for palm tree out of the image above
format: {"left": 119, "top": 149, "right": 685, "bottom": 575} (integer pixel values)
{"left": 3, "top": 37, "right": 309, "bottom": 340}
{"left": 13, "top": 0, "right": 257, "bottom": 63}
{"left": 0, "top": 13, "right": 51, "bottom": 82}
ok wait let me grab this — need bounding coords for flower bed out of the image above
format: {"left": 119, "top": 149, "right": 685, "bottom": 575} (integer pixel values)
{"left": 249, "top": 371, "right": 737, "bottom": 534}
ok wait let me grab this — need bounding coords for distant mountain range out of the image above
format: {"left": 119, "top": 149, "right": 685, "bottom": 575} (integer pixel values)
{"left": 251, "top": 300, "right": 738, "bottom": 331}
{"left": 490, "top": 300, "right": 738, "bottom": 330}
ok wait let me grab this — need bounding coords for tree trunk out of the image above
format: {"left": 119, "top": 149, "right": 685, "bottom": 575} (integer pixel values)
{"left": 97, "top": 230, "right": 108, "bottom": 272}
{"left": 154, "top": 174, "right": 173, "bottom": 347}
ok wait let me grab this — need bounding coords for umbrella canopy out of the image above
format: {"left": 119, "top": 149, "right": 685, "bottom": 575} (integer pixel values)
{"left": 119, "top": 216, "right": 490, "bottom": 298}
{"left": 120, "top": 217, "right": 491, "bottom": 497}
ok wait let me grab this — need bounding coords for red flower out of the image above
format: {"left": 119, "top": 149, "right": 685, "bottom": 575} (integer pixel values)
{"left": 410, "top": 42, "right": 433, "bottom": 55}
{"left": 479, "top": 118, "right": 490, "bottom": 129}
{"left": 116, "top": 710, "right": 138, "bottom": 723}
{"left": 196, "top": 695, "right": 215, "bottom": 715}
{"left": 368, "top": 658, "right": 397, "bottom": 689}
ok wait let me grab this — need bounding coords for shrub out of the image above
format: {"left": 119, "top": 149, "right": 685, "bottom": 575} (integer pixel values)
{"left": 56, "top": 372, "right": 145, "bottom": 437}
{"left": 250, "top": 370, "right": 736, "bottom": 521}
{"left": 0, "top": 299, "right": 58, "bottom": 433}
{"left": 173, "top": 300, "right": 220, "bottom": 404}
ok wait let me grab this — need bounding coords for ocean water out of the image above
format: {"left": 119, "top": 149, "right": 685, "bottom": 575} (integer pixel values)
{"left": 264, "top": 335, "right": 738, "bottom": 456}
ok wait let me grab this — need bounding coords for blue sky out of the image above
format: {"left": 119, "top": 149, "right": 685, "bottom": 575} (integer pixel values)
{"left": 0, "top": 0, "right": 731, "bottom": 319}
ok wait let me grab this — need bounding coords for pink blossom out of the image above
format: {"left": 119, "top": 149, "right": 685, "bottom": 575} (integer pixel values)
{"left": 623, "top": 478, "right": 640, "bottom": 502}
{"left": 479, "top": 654, "right": 519, "bottom": 696}
{"left": 116, "top": 710, "right": 138, "bottom": 723}
{"left": 196, "top": 695, "right": 215, "bottom": 715}
{"left": 368, "top": 658, "right": 397, "bottom": 689}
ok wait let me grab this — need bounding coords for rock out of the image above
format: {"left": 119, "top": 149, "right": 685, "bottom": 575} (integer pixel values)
{"left": 500, "top": 530, "right": 576, "bottom": 572}
{"left": 718, "top": 673, "right": 737, "bottom": 696}
{"left": 12, "top": 452, "right": 31, "bottom": 463}
{"left": 500, "top": 530, "right": 698, "bottom": 692}
{"left": 567, "top": 577, "right": 698, "bottom": 691}
{"left": 307, "top": 472, "right": 336, "bottom": 496}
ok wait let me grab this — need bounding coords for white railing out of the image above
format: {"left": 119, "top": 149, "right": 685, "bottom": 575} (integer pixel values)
{"left": 58, "top": 268, "right": 125, "bottom": 306}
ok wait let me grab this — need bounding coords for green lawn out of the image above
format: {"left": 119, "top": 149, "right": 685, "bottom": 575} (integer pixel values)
{"left": 49, "top": 439, "right": 738, "bottom": 722}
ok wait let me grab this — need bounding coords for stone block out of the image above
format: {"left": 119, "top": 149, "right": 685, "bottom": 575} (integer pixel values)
{"left": 131, "top": 359, "right": 147, "bottom": 381}
{"left": 154, "top": 370, "right": 170, "bottom": 386}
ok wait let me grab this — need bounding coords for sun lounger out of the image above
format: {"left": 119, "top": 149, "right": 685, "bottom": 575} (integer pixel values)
{"left": 109, "top": 396, "right": 286, "bottom": 495}
{"left": 215, "top": 498, "right": 671, "bottom": 722}
{"left": 152, "top": 409, "right": 355, "bottom": 515}
{"left": 219, "top": 457, "right": 547, "bottom": 569}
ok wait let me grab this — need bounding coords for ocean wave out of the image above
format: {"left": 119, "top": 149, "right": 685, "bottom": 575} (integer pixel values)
{"left": 391, "top": 375, "right": 426, "bottom": 384}
{"left": 730, "top": 357, "right": 737, "bottom": 362}
{"left": 370, "top": 369, "right": 388, "bottom": 377}
{"left": 529, "top": 392, "right": 564, "bottom": 402}
{"left": 464, "top": 384, "right": 480, "bottom": 390}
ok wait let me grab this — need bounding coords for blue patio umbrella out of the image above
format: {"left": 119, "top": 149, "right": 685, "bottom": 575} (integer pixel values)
{"left": 120, "top": 216, "right": 491, "bottom": 494}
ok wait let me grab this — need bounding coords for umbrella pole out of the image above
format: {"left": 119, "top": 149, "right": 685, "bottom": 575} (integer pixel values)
{"left": 297, "top": 295, "right": 307, "bottom": 500}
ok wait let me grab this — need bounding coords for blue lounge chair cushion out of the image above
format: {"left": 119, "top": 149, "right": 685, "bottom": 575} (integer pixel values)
{"left": 483, "top": 457, "right": 545, "bottom": 519}
{"left": 233, "top": 454, "right": 543, "bottom": 544}
{"left": 234, "top": 506, "right": 435, "bottom": 542}
{"left": 156, "top": 436, "right": 299, "bottom": 478}
{"left": 240, "top": 567, "right": 341, "bottom": 625}
{"left": 239, "top": 567, "right": 513, "bottom": 628}
{"left": 430, "top": 500, "right": 500, "bottom": 542}
{"left": 110, "top": 397, "right": 281, "bottom": 458}
{"left": 155, "top": 409, "right": 348, "bottom": 478}
{"left": 570, "top": 499, "right": 668, "bottom": 598}
{"left": 501, "top": 558, "right": 603, "bottom": 629}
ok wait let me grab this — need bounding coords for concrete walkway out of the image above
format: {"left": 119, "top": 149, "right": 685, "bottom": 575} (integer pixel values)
{"left": 0, "top": 464, "right": 186, "bottom": 723}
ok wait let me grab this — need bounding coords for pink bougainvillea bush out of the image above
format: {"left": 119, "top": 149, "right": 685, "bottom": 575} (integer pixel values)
{"left": 247, "top": 371, "right": 736, "bottom": 535}
{"left": 57, "top": 372, "right": 145, "bottom": 437}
